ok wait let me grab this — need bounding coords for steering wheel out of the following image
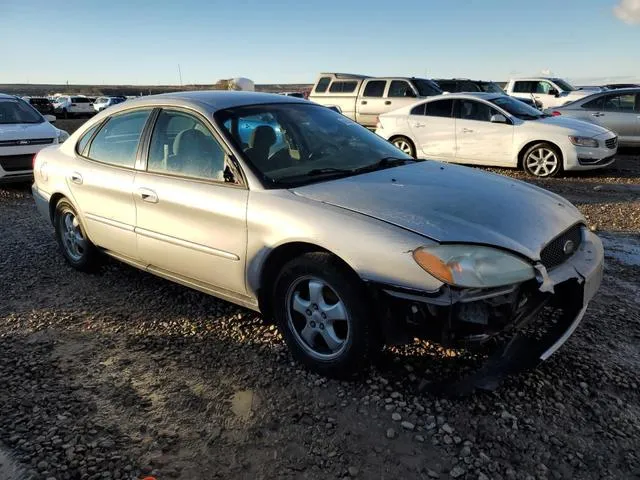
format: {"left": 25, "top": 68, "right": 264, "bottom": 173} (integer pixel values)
{"left": 307, "top": 143, "right": 341, "bottom": 162}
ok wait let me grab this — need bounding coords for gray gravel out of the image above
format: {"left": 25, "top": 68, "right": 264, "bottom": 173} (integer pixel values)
{"left": 1, "top": 145, "right": 639, "bottom": 479}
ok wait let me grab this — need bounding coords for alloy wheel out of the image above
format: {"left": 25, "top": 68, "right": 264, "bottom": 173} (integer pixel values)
{"left": 61, "top": 211, "right": 87, "bottom": 262}
{"left": 525, "top": 147, "right": 559, "bottom": 177}
{"left": 393, "top": 139, "right": 413, "bottom": 155}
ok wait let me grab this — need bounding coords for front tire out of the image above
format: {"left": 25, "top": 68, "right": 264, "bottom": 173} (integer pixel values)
{"left": 391, "top": 136, "right": 416, "bottom": 158}
{"left": 522, "top": 142, "right": 562, "bottom": 177}
{"left": 273, "top": 252, "right": 379, "bottom": 378}
{"left": 54, "top": 199, "right": 99, "bottom": 271}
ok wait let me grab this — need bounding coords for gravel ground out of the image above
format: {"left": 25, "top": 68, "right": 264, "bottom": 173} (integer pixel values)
{"left": 1, "top": 120, "right": 639, "bottom": 479}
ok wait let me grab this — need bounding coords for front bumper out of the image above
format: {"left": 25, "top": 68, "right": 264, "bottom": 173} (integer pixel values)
{"left": 564, "top": 134, "right": 618, "bottom": 171}
{"left": 370, "top": 228, "right": 604, "bottom": 393}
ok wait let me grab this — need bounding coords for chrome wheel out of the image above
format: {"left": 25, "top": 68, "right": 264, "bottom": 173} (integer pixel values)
{"left": 392, "top": 138, "right": 413, "bottom": 156}
{"left": 286, "top": 276, "right": 350, "bottom": 360}
{"left": 61, "top": 211, "right": 87, "bottom": 262}
{"left": 525, "top": 147, "right": 559, "bottom": 177}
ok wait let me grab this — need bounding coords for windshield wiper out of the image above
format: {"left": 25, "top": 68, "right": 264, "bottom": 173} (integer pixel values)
{"left": 352, "top": 156, "right": 416, "bottom": 174}
{"left": 306, "top": 167, "right": 353, "bottom": 176}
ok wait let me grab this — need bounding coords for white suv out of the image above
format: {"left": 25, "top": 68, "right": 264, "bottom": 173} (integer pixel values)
{"left": 53, "top": 95, "right": 95, "bottom": 118}
{"left": 0, "top": 94, "right": 69, "bottom": 183}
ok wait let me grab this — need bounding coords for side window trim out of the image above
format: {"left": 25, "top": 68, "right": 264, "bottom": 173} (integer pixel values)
{"left": 139, "top": 106, "right": 247, "bottom": 188}
{"left": 75, "top": 120, "right": 106, "bottom": 157}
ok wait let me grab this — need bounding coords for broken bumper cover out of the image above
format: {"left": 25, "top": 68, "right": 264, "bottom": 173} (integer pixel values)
{"left": 370, "top": 228, "right": 604, "bottom": 393}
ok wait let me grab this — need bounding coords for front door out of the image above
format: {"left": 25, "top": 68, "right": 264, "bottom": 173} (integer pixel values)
{"left": 408, "top": 98, "right": 456, "bottom": 160}
{"left": 66, "top": 108, "right": 153, "bottom": 260}
{"left": 133, "top": 108, "right": 248, "bottom": 295}
{"left": 454, "top": 99, "right": 513, "bottom": 166}
{"left": 593, "top": 92, "right": 640, "bottom": 145}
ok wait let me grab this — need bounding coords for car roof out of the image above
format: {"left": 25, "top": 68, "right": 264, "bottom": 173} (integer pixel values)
{"left": 434, "top": 92, "right": 502, "bottom": 100}
{"left": 0, "top": 93, "right": 20, "bottom": 100}
{"left": 111, "top": 90, "right": 308, "bottom": 112}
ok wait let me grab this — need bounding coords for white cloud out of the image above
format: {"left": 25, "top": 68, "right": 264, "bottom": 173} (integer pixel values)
{"left": 614, "top": 0, "right": 640, "bottom": 24}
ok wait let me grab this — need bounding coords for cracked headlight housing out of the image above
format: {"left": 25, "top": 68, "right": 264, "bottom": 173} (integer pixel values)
{"left": 413, "top": 245, "right": 535, "bottom": 288}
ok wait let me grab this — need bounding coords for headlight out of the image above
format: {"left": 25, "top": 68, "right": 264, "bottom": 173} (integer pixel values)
{"left": 412, "top": 245, "right": 535, "bottom": 288}
{"left": 57, "top": 129, "right": 70, "bottom": 143}
{"left": 569, "top": 136, "right": 598, "bottom": 148}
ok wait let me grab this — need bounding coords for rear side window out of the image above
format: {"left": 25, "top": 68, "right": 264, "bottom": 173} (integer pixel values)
{"left": 76, "top": 123, "right": 102, "bottom": 155}
{"left": 582, "top": 96, "right": 603, "bottom": 110}
{"left": 87, "top": 109, "right": 151, "bottom": 168}
{"left": 388, "top": 80, "right": 414, "bottom": 98}
{"left": 436, "top": 81, "right": 457, "bottom": 92}
{"left": 513, "top": 81, "right": 535, "bottom": 93}
{"left": 410, "top": 103, "right": 427, "bottom": 115}
{"left": 425, "top": 99, "right": 454, "bottom": 117}
{"left": 363, "top": 80, "right": 386, "bottom": 97}
{"left": 461, "top": 81, "right": 481, "bottom": 92}
{"left": 329, "top": 81, "right": 357, "bottom": 93}
{"left": 315, "top": 77, "right": 331, "bottom": 93}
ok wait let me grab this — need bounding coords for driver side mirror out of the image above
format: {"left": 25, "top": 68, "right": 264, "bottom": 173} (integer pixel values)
{"left": 490, "top": 114, "right": 508, "bottom": 124}
{"left": 548, "top": 89, "right": 559, "bottom": 97}
{"left": 44, "top": 114, "right": 56, "bottom": 123}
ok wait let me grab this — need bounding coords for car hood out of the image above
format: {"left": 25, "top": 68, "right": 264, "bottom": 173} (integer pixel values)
{"left": 530, "top": 116, "right": 612, "bottom": 136}
{"left": 0, "top": 121, "right": 57, "bottom": 140}
{"left": 291, "top": 161, "right": 584, "bottom": 261}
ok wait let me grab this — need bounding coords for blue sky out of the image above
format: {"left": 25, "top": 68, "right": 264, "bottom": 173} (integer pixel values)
{"left": 2, "top": 0, "right": 639, "bottom": 85}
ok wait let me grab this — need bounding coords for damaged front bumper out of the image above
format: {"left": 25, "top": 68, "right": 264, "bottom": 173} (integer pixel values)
{"left": 370, "top": 228, "right": 604, "bottom": 394}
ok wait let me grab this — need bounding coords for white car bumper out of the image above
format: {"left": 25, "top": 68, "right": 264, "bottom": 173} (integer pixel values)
{"left": 564, "top": 132, "right": 618, "bottom": 171}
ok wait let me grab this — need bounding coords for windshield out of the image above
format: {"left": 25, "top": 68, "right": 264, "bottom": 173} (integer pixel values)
{"left": 553, "top": 78, "right": 576, "bottom": 92}
{"left": 216, "top": 103, "right": 415, "bottom": 188}
{"left": 480, "top": 82, "right": 505, "bottom": 94}
{"left": 412, "top": 79, "right": 443, "bottom": 96}
{"left": 0, "top": 99, "right": 44, "bottom": 124}
{"left": 490, "top": 96, "right": 545, "bottom": 120}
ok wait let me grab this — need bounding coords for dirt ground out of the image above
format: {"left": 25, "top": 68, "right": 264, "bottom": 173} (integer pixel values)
{"left": 0, "top": 119, "right": 638, "bottom": 480}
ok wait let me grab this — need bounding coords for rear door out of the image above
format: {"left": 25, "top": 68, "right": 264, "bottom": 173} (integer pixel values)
{"left": 133, "top": 108, "right": 249, "bottom": 295}
{"left": 356, "top": 79, "right": 388, "bottom": 126}
{"left": 407, "top": 98, "right": 455, "bottom": 160}
{"left": 454, "top": 99, "right": 513, "bottom": 166}
{"left": 67, "top": 108, "right": 153, "bottom": 260}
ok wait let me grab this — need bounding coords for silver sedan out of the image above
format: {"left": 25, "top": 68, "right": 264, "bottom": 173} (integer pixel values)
{"left": 546, "top": 88, "right": 640, "bottom": 146}
{"left": 32, "top": 91, "right": 603, "bottom": 389}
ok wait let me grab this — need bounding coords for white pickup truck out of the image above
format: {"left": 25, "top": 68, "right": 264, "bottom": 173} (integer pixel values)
{"left": 308, "top": 73, "right": 442, "bottom": 128}
{"left": 504, "top": 77, "right": 596, "bottom": 109}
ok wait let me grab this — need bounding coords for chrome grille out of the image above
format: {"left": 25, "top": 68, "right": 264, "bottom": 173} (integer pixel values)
{"left": 0, "top": 154, "right": 33, "bottom": 172}
{"left": 0, "top": 138, "right": 54, "bottom": 147}
{"left": 605, "top": 137, "right": 618, "bottom": 149}
{"left": 540, "top": 224, "right": 583, "bottom": 270}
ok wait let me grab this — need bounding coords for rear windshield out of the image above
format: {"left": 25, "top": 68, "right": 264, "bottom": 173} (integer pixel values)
{"left": 0, "top": 99, "right": 44, "bottom": 124}
{"left": 72, "top": 97, "right": 91, "bottom": 103}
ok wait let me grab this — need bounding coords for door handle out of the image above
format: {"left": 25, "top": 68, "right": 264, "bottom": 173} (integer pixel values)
{"left": 591, "top": 112, "right": 605, "bottom": 117}
{"left": 137, "top": 188, "right": 158, "bottom": 203}
{"left": 414, "top": 122, "right": 426, "bottom": 128}
{"left": 385, "top": 100, "right": 392, "bottom": 105}
{"left": 70, "top": 172, "right": 83, "bottom": 185}
{"left": 462, "top": 128, "right": 474, "bottom": 133}
{"left": 361, "top": 100, "right": 367, "bottom": 105}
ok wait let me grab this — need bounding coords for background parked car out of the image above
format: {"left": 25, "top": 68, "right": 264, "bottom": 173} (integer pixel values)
{"left": 602, "top": 83, "right": 640, "bottom": 90}
{"left": 504, "top": 77, "right": 593, "bottom": 109}
{"left": 309, "top": 73, "right": 442, "bottom": 128}
{"left": 0, "top": 93, "right": 69, "bottom": 183}
{"left": 53, "top": 96, "right": 95, "bottom": 118}
{"left": 434, "top": 78, "right": 542, "bottom": 109}
{"left": 375, "top": 92, "right": 617, "bottom": 177}
{"left": 545, "top": 88, "right": 640, "bottom": 147}
{"left": 23, "top": 96, "right": 55, "bottom": 115}
{"left": 93, "top": 96, "right": 127, "bottom": 112}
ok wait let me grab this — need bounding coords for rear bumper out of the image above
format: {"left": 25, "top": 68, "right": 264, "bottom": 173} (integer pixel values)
{"left": 32, "top": 183, "right": 51, "bottom": 223}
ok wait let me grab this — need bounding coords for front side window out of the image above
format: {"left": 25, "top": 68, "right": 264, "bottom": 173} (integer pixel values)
{"left": 461, "top": 82, "right": 482, "bottom": 92}
{"left": 148, "top": 110, "right": 226, "bottom": 181}
{"left": 0, "top": 99, "right": 43, "bottom": 124}
{"left": 490, "top": 96, "right": 544, "bottom": 120}
{"left": 602, "top": 94, "right": 636, "bottom": 112}
{"left": 480, "top": 82, "right": 504, "bottom": 94}
{"left": 388, "top": 80, "right": 414, "bottom": 98}
{"left": 315, "top": 77, "right": 331, "bottom": 93}
{"left": 329, "top": 81, "right": 358, "bottom": 93}
{"left": 552, "top": 78, "right": 576, "bottom": 92}
{"left": 456, "top": 100, "right": 498, "bottom": 122}
{"left": 363, "top": 80, "right": 386, "bottom": 97}
{"left": 535, "top": 81, "right": 554, "bottom": 94}
{"left": 216, "top": 103, "right": 413, "bottom": 187}
{"left": 87, "top": 109, "right": 151, "bottom": 167}
{"left": 424, "top": 99, "right": 454, "bottom": 117}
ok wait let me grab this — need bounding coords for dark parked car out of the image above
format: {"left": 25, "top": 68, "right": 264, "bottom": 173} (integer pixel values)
{"left": 434, "top": 78, "right": 542, "bottom": 109}
{"left": 603, "top": 83, "right": 640, "bottom": 90}
{"left": 25, "top": 97, "right": 55, "bottom": 115}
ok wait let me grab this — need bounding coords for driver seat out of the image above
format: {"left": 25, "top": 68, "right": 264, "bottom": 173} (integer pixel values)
{"left": 244, "top": 125, "right": 276, "bottom": 170}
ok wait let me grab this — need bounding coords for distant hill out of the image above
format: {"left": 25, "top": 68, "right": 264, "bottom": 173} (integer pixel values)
{"left": 0, "top": 83, "right": 313, "bottom": 97}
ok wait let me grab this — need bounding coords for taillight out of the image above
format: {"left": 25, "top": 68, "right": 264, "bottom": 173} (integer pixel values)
{"left": 32, "top": 152, "right": 38, "bottom": 170}
{"left": 551, "top": 111, "right": 561, "bottom": 116}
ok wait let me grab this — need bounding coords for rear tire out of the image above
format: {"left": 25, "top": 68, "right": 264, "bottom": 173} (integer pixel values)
{"left": 522, "top": 142, "right": 562, "bottom": 177}
{"left": 273, "top": 252, "right": 379, "bottom": 379}
{"left": 391, "top": 136, "right": 416, "bottom": 158}
{"left": 54, "top": 199, "right": 100, "bottom": 271}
